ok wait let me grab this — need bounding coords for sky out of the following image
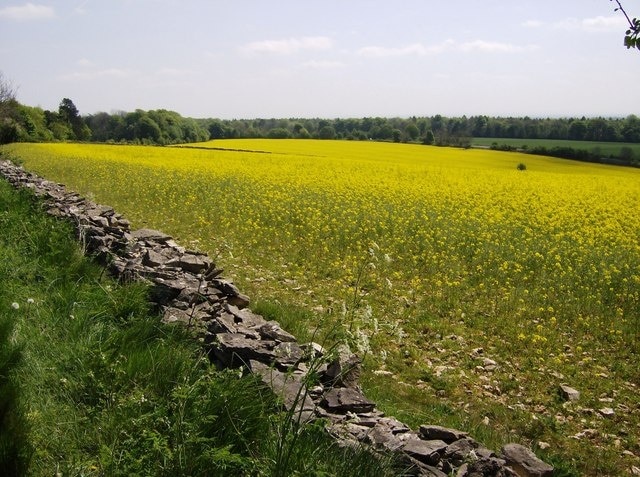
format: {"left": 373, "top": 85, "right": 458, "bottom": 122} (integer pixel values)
{"left": 1, "top": 0, "right": 639, "bottom": 119}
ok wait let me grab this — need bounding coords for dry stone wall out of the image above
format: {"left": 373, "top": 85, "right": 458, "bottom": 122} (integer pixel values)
{"left": 0, "top": 158, "right": 554, "bottom": 477}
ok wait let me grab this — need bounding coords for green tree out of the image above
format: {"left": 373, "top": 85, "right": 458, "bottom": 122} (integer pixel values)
{"left": 58, "top": 98, "right": 91, "bottom": 140}
{"left": 471, "top": 115, "right": 489, "bottom": 137}
{"left": 568, "top": 120, "right": 588, "bottom": 140}
{"left": 297, "top": 127, "right": 311, "bottom": 139}
{"left": 134, "top": 115, "right": 162, "bottom": 143}
{"left": 622, "top": 115, "right": 640, "bottom": 142}
{"left": 85, "top": 112, "right": 116, "bottom": 142}
{"left": 405, "top": 123, "right": 419, "bottom": 141}
{"left": 267, "top": 127, "right": 290, "bottom": 139}
{"left": 318, "top": 125, "right": 336, "bottom": 140}
{"left": 376, "top": 123, "right": 393, "bottom": 140}
{"left": 18, "top": 105, "right": 53, "bottom": 141}
{"left": 208, "top": 120, "right": 226, "bottom": 139}
{"left": 422, "top": 130, "right": 435, "bottom": 145}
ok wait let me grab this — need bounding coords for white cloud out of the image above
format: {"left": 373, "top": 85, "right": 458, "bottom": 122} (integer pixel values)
{"left": 553, "top": 15, "right": 627, "bottom": 32}
{"left": 357, "top": 39, "right": 534, "bottom": 57}
{"left": 458, "top": 40, "right": 537, "bottom": 53}
{"left": 241, "top": 36, "right": 333, "bottom": 55}
{"left": 582, "top": 15, "right": 627, "bottom": 31}
{"left": 0, "top": 3, "right": 55, "bottom": 20}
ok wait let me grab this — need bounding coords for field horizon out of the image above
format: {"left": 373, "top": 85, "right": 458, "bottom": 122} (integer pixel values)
{"left": 3, "top": 139, "right": 640, "bottom": 475}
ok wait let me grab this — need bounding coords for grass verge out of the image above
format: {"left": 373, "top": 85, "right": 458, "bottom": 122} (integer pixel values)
{"left": 0, "top": 176, "right": 401, "bottom": 476}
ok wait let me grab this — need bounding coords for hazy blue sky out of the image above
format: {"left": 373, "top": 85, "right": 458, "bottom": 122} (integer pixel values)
{"left": 1, "top": 0, "right": 639, "bottom": 119}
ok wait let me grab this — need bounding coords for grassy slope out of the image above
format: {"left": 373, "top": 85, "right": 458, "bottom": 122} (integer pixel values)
{"left": 0, "top": 173, "right": 399, "bottom": 476}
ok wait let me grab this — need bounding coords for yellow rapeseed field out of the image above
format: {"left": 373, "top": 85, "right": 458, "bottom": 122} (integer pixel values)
{"left": 4, "top": 139, "right": 640, "bottom": 475}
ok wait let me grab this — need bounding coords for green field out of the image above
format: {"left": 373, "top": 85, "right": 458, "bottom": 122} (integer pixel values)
{"left": 471, "top": 137, "right": 640, "bottom": 157}
{"left": 4, "top": 139, "right": 640, "bottom": 475}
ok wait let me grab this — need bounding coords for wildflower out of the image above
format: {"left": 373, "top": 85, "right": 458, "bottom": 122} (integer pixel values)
{"left": 11, "top": 302, "right": 19, "bottom": 310}
{"left": 27, "top": 298, "right": 35, "bottom": 305}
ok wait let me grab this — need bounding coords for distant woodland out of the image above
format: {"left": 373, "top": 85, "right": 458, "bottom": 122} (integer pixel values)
{"left": 2, "top": 93, "right": 640, "bottom": 165}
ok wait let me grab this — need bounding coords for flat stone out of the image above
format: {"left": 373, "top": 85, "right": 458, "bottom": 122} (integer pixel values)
{"left": 559, "top": 385, "right": 580, "bottom": 402}
{"left": 225, "top": 304, "right": 267, "bottom": 328}
{"left": 419, "top": 425, "right": 469, "bottom": 443}
{"left": 445, "top": 438, "right": 479, "bottom": 465}
{"left": 208, "top": 311, "right": 238, "bottom": 334}
{"left": 166, "top": 253, "right": 210, "bottom": 274}
{"left": 365, "top": 426, "right": 395, "bottom": 447}
{"left": 149, "top": 276, "right": 200, "bottom": 305}
{"left": 598, "top": 407, "right": 615, "bottom": 418}
{"left": 259, "top": 321, "right": 297, "bottom": 342}
{"left": 162, "top": 306, "right": 210, "bottom": 327}
{"left": 467, "top": 457, "right": 514, "bottom": 477}
{"left": 273, "top": 341, "right": 304, "bottom": 367}
{"left": 364, "top": 416, "right": 411, "bottom": 434}
{"left": 130, "top": 228, "right": 172, "bottom": 242}
{"left": 323, "top": 344, "right": 361, "bottom": 387}
{"left": 249, "top": 360, "right": 316, "bottom": 423}
{"left": 402, "top": 439, "right": 448, "bottom": 466}
{"left": 228, "top": 293, "right": 250, "bottom": 308}
{"left": 86, "top": 204, "right": 115, "bottom": 217}
{"left": 332, "top": 422, "right": 371, "bottom": 441}
{"left": 321, "top": 387, "right": 375, "bottom": 414}
{"left": 501, "top": 443, "right": 554, "bottom": 477}
{"left": 211, "top": 333, "right": 278, "bottom": 367}
{"left": 143, "top": 249, "right": 169, "bottom": 267}
{"left": 89, "top": 215, "right": 110, "bottom": 228}
{"left": 212, "top": 279, "right": 242, "bottom": 297}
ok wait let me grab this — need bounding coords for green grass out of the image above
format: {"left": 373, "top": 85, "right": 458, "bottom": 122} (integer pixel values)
{"left": 471, "top": 137, "right": 640, "bottom": 157}
{"left": 0, "top": 175, "right": 401, "bottom": 476}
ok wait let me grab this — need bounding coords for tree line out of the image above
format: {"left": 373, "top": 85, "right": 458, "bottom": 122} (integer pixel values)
{"left": 0, "top": 94, "right": 209, "bottom": 145}
{"left": 203, "top": 115, "right": 640, "bottom": 145}
{"left": 4, "top": 97, "right": 640, "bottom": 147}
{"left": 1, "top": 71, "right": 639, "bottom": 166}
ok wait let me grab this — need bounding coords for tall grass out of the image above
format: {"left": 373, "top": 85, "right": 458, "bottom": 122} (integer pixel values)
{"left": 0, "top": 174, "right": 400, "bottom": 476}
{"left": 0, "top": 312, "right": 31, "bottom": 475}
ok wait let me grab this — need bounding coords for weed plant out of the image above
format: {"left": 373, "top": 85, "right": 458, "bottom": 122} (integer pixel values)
{"left": 0, "top": 176, "right": 400, "bottom": 476}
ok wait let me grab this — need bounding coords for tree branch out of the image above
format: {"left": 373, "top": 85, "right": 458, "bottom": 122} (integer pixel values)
{"left": 611, "top": 0, "right": 640, "bottom": 50}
